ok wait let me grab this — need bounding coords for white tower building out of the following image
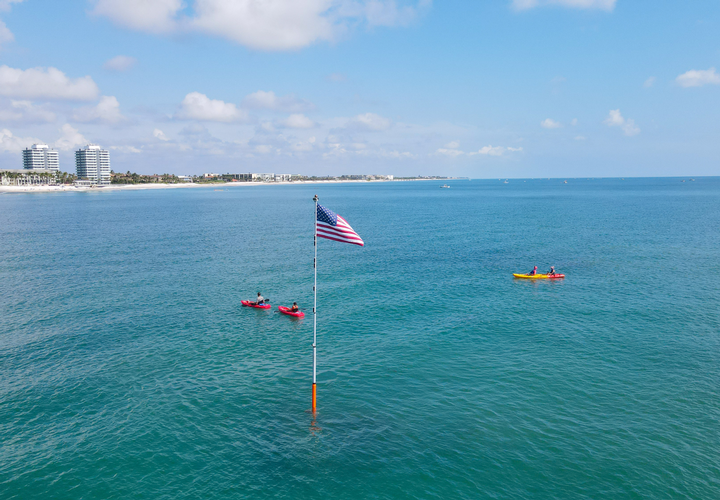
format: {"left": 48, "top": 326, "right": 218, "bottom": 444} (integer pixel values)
{"left": 76, "top": 145, "right": 111, "bottom": 185}
{"left": 23, "top": 144, "right": 59, "bottom": 171}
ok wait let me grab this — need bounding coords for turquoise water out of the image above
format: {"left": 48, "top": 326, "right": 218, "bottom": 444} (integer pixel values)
{"left": 1, "top": 178, "right": 719, "bottom": 499}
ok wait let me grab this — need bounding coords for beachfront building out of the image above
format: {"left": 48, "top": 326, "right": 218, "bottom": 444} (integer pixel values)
{"left": 75, "top": 145, "right": 111, "bottom": 185}
{"left": 222, "top": 173, "right": 251, "bottom": 181}
{"left": 1, "top": 169, "right": 57, "bottom": 186}
{"left": 252, "top": 173, "right": 275, "bottom": 182}
{"left": 23, "top": 144, "right": 59, "bottom": 171}
{"left": 274, "top": 174, "right": 291, "bottom": 182}
{"left": 177, "top": 175, "right": 193, "bottom": 182}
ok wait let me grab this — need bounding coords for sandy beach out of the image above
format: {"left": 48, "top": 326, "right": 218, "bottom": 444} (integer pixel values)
{"left": 0, "top": 178, "right": 436, "bottom": 194}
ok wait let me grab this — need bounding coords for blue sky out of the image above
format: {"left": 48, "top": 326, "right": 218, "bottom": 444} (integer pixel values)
{"left": 0, "top": 0, "right": 718, "bottom": 177}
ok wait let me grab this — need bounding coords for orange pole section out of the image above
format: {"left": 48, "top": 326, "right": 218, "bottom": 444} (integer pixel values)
{"left": 312, "top": 383, "right": 317, "bottom": 413}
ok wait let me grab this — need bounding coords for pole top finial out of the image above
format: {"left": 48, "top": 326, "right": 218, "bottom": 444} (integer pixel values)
{"left": 313, "top": 194, "right": 318, "bottom": 202}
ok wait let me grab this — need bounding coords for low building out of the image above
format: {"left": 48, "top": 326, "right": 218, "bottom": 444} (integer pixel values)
{"left": 222, "top": 173, "right": 249, "bottom": 181}
{"left": 275, "top": 174, "right": 291, "bottom": 182}
{"left": 203, "top": 173, "right": 221, "bottom": 179}
{"left": 252, "top": 173, "right": 275, "bottom": 182}
{"left": 177, "top": 175, "right": 193, "bottom": 183}
{"left": 1, "top": 169, "right": 57, "bottom": 186}
{"left": 23, "top": 144, "right": 59, "bottom": 171}
{"left": 75, "top": 144, "right": 110, "bottom": 185}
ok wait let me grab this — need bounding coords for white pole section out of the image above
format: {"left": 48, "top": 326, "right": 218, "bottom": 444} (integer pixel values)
{"left": 312, "top": 194, "right": 318, "bottom": 412}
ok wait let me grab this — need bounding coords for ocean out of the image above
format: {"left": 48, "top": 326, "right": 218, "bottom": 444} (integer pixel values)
{"left": 1, "top": 178, "right": 719, "bottom": 499}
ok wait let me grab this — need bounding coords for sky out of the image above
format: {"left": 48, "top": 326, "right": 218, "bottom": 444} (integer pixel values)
{"left": 0, "top": 0, "right": 718, "bottom": 178}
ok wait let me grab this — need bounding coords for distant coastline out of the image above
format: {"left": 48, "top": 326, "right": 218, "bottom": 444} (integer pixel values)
{"left": 0, "top": 177, "right": 455, "bottom": 194}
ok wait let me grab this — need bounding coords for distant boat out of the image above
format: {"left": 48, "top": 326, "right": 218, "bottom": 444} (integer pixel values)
{"left": 564, "top": 180, "right": 567, "bottom": 184}
{"left": 440, "top": 184, "right": 450, "bottom": 188}
{"left": 681, "top": 180, "right": 686, "bottom": 182}
{"left": 690, "top": 179, "right": 695, "bottom": 181}
{"left": 504, "top": 180, "right": 509, "bottom": 184}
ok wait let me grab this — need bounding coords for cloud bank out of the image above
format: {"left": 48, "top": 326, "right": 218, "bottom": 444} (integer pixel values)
{"left": 0, "top": 65, "right": 99, "bottom": 101}
{"left": 512, "top": 0, "right": 616, "bottom": 11}
{"left": 91, "top": 0, "right": 432, "bottom": 51}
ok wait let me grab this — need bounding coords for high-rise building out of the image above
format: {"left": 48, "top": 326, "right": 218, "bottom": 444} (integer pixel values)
{"left": 23, "top": 144, "right": 59, "bottom": 171}
{"left": 75, "top": 145, "right": 111, "bottom": 185}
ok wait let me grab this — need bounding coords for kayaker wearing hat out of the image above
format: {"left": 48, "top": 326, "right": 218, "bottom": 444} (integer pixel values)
{"left": 528, "top": 266, "right": 538, "bottom": 276}
{"left": 547, "top": 266, "right": 556, "bottom": 276}
{"left": 252, "top": 292, "right": 264, "bottom": 306}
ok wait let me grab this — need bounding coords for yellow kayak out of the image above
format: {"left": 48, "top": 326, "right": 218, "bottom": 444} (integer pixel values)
{"left": 513, "top": 273, "right": 565, "bottom": 279}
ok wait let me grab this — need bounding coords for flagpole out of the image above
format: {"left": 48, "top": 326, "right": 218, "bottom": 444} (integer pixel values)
{"left": 312, "top": 194, "right": 318, "bottom": 414}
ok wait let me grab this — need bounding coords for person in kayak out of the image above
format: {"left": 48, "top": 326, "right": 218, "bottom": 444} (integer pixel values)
{"left": 252, "top": 292, "right": 264, "bottom": 306}
{"left": 291, "top": 302, "right": 299, "bottom": 313}
{"left": 528, "top": 266, "right": 538, "bottom": 276}
{"left": 548, "top": 266, "right": 556, "bottom": 276}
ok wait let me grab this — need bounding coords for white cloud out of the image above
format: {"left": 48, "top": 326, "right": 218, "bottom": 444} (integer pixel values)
{"left": 92, "top": 0, "right": 431, "bottom": 51}
{"left": 436, "top": 148, "right": 463, "bottom": 157}
{"left": 383, "top": 150, "right": 416, "bottom": 159}
{"left": 192, "top": 0, "right": 334, "bottom": 51}
{"left": 445, "top": 140, "right": 460, "bottom": 149}
{"left": 0, "top": 19, "right": 14, "bottom": 48}
{"left": 604, "top": 109, "right": 640, "bottom": 136}
{"left": 541, "top": 118, "right": 561, "bottom": 129}
{"left": 0, "top": 128, "right": 42, "bottom": 153}
{"left": 153, "top": 128, "right": 170, "bottom": 141}
{"left": 468, "top": 145, "right": 522, "bottom": 156}
{"left": 676, "top": 68, "right": 720, "bottom": 88}
{"left": 0, "top": 65, "right": 99, "bottom": 101}
{"left": 571, "top": 118, "right": 578, "bottom": 126}
{"left": 361, "top": 0, "right": 431, "bottom": 26}
{"left": 176, "top": 92, "right": 247, "bottom": 122}
{"left": 104, "top": 55, "right": 137, "bottom": 72}
{"left": 242, "top": 90, "right": 314, "bottom": 112}
{"left": 327, "top": 73, "right": 347, "bottom": 82}
{"left": 644, "top": 76, "right": 655, "bottom": 88}
{"left": 55, "top": 124, "right": 88, "bottom": 151}
{"left": 0, "top": 1, "right": 26, "bottom": 11}
{"left": 72, "top": 96, "right": 125, "bottom": 123}
{"left": 348, "top": 112, "right": 392, "bottom": 131}
{"left": 512, "top": 0, "right": 615, "bottom": 10}
{"left": 110, "top": 145, "right": 141, "bottom": 153}
{"left": 291, "top": 140, "right": 314, "bottom": 151}
{"left": 91, "top": 0, "right": 182, "bottom": 34}
{"left": 0, "top": 1, "right": 25, "bottom": 48}
{"left": 0, "top": 99, "right": 55, "bottom": 123}
{"left": 278, "top": 113, "right": 315, "bottom": 129}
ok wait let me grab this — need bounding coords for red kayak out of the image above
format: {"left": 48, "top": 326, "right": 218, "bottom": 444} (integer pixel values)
{"left": 241, "top": 300, "right": 271, "bottom": 309}
{"left": 278, "top": 306, "right": 304, "bottom": 318}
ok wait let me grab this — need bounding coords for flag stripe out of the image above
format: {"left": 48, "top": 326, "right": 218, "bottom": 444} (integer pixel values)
{"left": 317, "top": 230, "right": 364, "bottom": 244}
{"left": 317, "top": 223, "right": 360, "bottom": 236}
{"left": 317, "top": 233, "right": 365, "bottom": 246}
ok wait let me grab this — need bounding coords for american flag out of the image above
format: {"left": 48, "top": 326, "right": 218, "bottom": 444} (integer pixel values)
{"left": 316, "top": 204, "right": 364, "bottom": 246}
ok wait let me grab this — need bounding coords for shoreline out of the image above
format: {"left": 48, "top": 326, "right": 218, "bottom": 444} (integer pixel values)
{"left": 0, "top": 178, "right": 444, "bottom": 194}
